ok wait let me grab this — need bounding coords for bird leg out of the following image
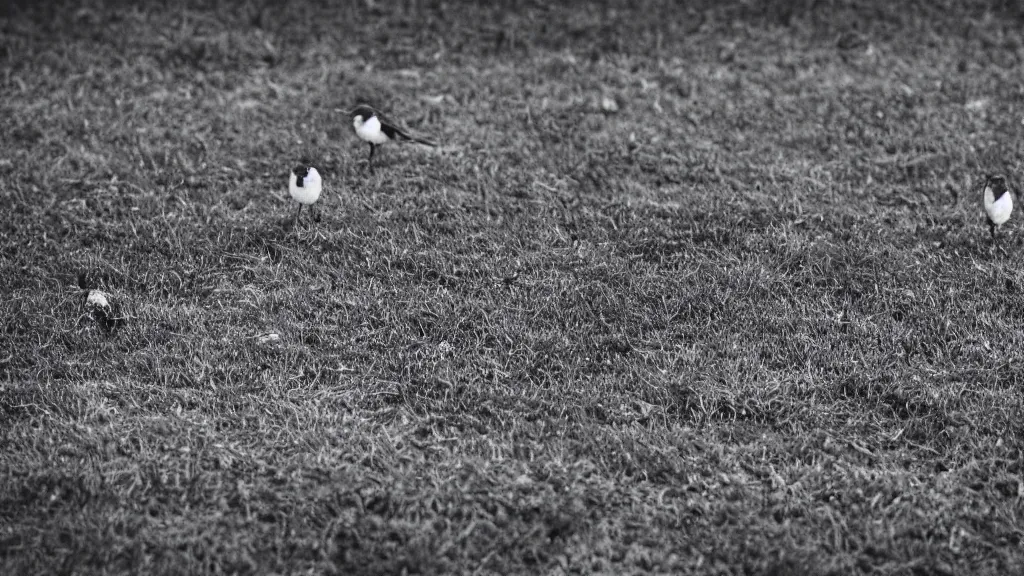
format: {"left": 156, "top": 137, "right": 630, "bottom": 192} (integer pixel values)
{"left": 294, "top": 204, "right": 303, "bottom": 229}
{"left": 990, "top": 221, "right": 997, "bottom": 242}
{"left": 368, "top": 143, "right": 376, "bottom": 170}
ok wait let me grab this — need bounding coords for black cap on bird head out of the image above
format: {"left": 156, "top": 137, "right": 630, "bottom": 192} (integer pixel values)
{"left": 986, "top": 174, "right": 1008, "bottom": 196}
{"left": 293, "top": 165, "right": 310, "bottom": 187}
{"left": 348, "top": 104, "right": 376, "bottom": 120}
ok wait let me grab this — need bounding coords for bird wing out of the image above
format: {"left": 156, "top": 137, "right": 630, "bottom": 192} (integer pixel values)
{"left": 369, "top": 105, "right": 438, "bottom": 146}
{"left": 380, "top": 118, "right": 437, "bottom": 146}
{"left": 379, "top": 119, "right": 413, "bottom": 141}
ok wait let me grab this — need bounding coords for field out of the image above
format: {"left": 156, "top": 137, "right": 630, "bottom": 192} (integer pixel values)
{"left": 3, "top": 0, "right": 1024, "bottom": 574}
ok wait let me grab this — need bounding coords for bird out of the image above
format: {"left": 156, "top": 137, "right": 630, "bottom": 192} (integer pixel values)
{"left": 86, "top": 289, "right": 110, "bottom": 311}
{"left": 289, "top": 165, "right": 322, "bottom": 229}
{"left": 347, "top": 105, "right": 436, "bottom": 169}
{"left": 78, "top": 273, "right": 125, "bottom": 333}
{"left": 982, "top": 174, "right": 1013, "bottom": 241}
{"left": 85, "top": 289, "right": 121, "bottom": 332}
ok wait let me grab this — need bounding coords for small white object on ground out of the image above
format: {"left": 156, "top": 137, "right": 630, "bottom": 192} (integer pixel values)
{"left": 86, "top": 290, "right": 110, "bottom": 310}
{"left": 258, "top": 333, "right": 281, "bottom": 345}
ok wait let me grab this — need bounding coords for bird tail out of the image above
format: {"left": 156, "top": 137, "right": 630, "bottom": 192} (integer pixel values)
{"left": 385, "top": 121, "right": 437, "bottom": 147}
{"left": 395, "top": 129, "right": 436, "bottom": 147}
{"left": 409, "top": 135, "right": 437, "bottom": 147}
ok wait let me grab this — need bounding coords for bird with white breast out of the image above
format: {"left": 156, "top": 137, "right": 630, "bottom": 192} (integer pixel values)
{"left": 982, "top": 174, "right": 1013, "bottom": 242}
{"left": 289, "top": 165, "right": 322, "bottom": 230}
{"left": 347, "top": 104, "right": 436, "bottom": 169}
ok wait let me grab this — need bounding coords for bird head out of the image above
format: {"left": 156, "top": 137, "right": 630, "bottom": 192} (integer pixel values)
{"left": 347, "top": 105, "right": 376, "bottom": 127}
{"left": 292, "top": 165, "right": 310, "bottom": 187}
{"left": 987, "top": 174, "right": 1008, "bottom": 195}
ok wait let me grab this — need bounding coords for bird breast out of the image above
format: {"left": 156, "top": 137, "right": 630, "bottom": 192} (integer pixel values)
{"left": 355, "top": 115, "right": 389, "bottom": 144}
{"left": 86, "top": 290, "right": 110, "bottom": 309}
{"left": 290, "top": 172, "right": 322, "bottom": 205}
{"left": 984, "top": 186, "right": 1013, "bottom": 225}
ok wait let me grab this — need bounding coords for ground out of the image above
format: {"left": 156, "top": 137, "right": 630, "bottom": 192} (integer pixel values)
{"left": 2, "top": 0, "right": 1024, "bottom": 574}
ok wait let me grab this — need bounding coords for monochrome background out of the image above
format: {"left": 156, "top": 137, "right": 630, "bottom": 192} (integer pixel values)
{"left": 2, "top": 1, "right": 1024, "bottom": 574}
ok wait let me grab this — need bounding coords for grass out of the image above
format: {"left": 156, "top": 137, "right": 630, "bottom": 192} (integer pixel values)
{"left": 3, "top": 0, "right": 1024, "bottom": 573}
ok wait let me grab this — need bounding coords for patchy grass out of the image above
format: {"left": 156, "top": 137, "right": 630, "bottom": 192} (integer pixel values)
{"left": 3, "top": 0, "right": 1024, "bottom": 574}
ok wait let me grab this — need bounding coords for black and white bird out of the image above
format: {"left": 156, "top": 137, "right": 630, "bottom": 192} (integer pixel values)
{"left": 982, "top": 174, "right": 1013, "bottom": 240}
{"left": 289, "top": 165, "right": 322, "bottom": 228}
{"left": 347, "top": 105, "right": 436, "bottom": 168}
{"left": 78, "top": 273, "right": 125, "bottom": 333}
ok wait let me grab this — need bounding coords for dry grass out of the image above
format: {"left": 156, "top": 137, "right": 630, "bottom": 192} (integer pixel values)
{"left": 3, "top": 0, "right": 1024, "bottom": 574}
